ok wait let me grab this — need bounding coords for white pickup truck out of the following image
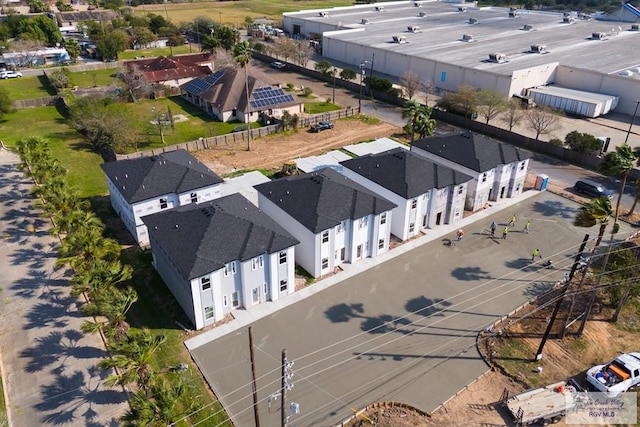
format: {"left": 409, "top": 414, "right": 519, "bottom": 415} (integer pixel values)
{"left": 586, "top": 352, "right": 640, "bottom": 397}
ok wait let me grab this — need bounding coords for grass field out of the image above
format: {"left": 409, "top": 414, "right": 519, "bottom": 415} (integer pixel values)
{"left": 0, "top": 106, "right": 106, "bottom": 197}
{"left": 118, "top": 44, "right": 193, "bottom": 60}
{"left": 70, "top": 67, "right": 120, "bottom": 87}
{"left": 0, "top": 75, "right": 55, "bottom": 100}
{"left": 134, "top": 0, "right": 352, "bottom": 26}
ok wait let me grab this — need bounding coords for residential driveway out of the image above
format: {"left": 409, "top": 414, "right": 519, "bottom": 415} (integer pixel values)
{"left": 0, "top": 148, "right": 128, "bottom": 426}
{"left": 190, "top": 192, "right": 635, "bottom": 427}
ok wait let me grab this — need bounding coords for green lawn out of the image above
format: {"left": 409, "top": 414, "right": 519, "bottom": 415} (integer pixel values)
{"left": 304, "top": 100, "right": 341, "bottom": 114}
{"left": 0, "top": 75, "right": 55, "bottom": 100}
{"left": 70, "top": 67, "right": 121, "bottom": 88}
{"left": 0, "top": 106, "right": 106, "bottom": 198}
{"left": 118, "top": 45, "right": 193, "bottom": 60}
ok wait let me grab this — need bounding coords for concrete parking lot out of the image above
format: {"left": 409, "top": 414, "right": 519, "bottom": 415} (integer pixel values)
{"left": 0, "top": 148, "right": 128, "bottom": 427}
{"left": 189, "top": 191, "right": 634, "bottom": 427}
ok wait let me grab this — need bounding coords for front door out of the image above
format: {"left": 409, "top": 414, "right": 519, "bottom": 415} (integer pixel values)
{"left": 436, "top": 212, "right": 442, "bottom": 225}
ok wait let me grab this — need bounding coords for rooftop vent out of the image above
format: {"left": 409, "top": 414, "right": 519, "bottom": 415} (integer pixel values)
{"left": 462, "top": 34, "right": 475, "bottom": 42}
{"left": 414, "top": 1, "right": 422, "bottom": 7}
{"left": 458, "top": 6, "right": 468, "bottom": 11}
{"left": 318, "top": 11, "right": 328, "bottom": 17}
{"left": 489, "top": 53, "right": 507, "bottom": 63}
{"left": 468, "top": 18, "right": 478, "bottom": 24}
{"left": 632, "top": 24, "right": 640, "bottom": 31}
{"left": 619, "top": 70, "right": 634, "bottom": 76}
{"left": 375, "top": 5, "right": 385, "bottom": 11}
{"left": 392, "top": 35, "right": 408, "bottom": 43}
{"left": 523, "top": 24, "right": 534, "bottom": 31}
{"left": 591, "top": 32, "right": 606, "bottom": 40}
{"left": 407, "top": 25, "right": 421, "bottom": 33}
{"left": 530, "top": 44, "right": 547, "bottom": 53}
{"left": 419, "top": 11, "right": 427, "bottom": 17}
{"left": 563, "top": 16, "right": 575, "bottom": 23}
{"left": 509, "top": 8, "right": 520, "bottom": 17}
{"left": 361, "top": 18, "right": 369, "bottom": 25}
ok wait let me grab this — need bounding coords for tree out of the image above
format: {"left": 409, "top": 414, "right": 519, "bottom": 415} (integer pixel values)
{"left": 340, "top": 68, "right": 357, "bottom": 81}
{"left": 436, "top": 84, "right": 480, "bottom": 118}
{"left": 399, "top": 71, "right": 421, "bottom": 100}
{"left": 477, "top": 89, "right": 506, "bottom": 124}
{"left": 402, "top": 100, "right": 435, "bottom": 142}
{"left": 573, "top": 196, "right": 613, "bottom": 248}
{"left": 55, "top": 0, "right": 74, "bottom": 11}
{"left": 87, "top": 23, "right": 129, "bottom": 61}
{"left": 598, "top": 144, "right": 638, "bottom": 231}
{"left": 564, "top": 130, "right": 602, "bottom": 154}
{"left": 233, "top": 40, "right": 252, "bottom": 151}
{"left": 48, "top": 68, "right": 73, "bottom": 89}
{"left": 119, "top": 69, "right": 151, "bottom": 103}
{"left": 314, "top": 59, "right": 333, "bottom": 75}
{"left": 200, "top": 34, "right": 219, "bottom": 56}
{"left": 500, "top": 98, "right": 523, "bottom": 131}
{"left": 64, "top": 39, "right": 81, "bottom": 63}
{"left": 82, "top": 285, "right": 137, "bottom": 341}
{"left": 132, "top": 26, "right": 157, "bottom": 49}
{"left": 0, "top": 87, "right": 15, "bottom": 120}
{"left": 293, "top": 39, "right": 313, "bottom": 67}
{"left": 214, "top": 25, "right": 240, "bottom": 51}
{"left": 627, "top": 179, "right": 640, "bottom": 216}
{"left": 524, "top": 106, "right": 562, "bottom": 140}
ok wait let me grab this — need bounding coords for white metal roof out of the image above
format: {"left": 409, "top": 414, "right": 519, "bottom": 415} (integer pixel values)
{"left": 220, "top": 171, "right": 270, "bottom": 206}
{"left": 295, "top": 150, "right": 352, "bottom": 173}
{"left": 343, "top": 138, "right": 409, "bottom": 157}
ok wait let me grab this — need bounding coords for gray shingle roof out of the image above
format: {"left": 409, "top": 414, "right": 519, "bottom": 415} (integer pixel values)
{"left": 411, "top": 131, "right": 533, "bottom": 173}
{"left": 142, "top": 193, "right": 299, "bottom": 280}
{"left": 100, "top": 150, "right": 223, "bottom": 203}
{"left": 341, "top": 148, "right": 473, "bottom": 199}
{"left": 254, "top": 168, "right": 397, "bottom": 234}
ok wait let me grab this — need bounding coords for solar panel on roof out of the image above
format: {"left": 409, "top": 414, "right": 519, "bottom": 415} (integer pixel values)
{"left": 249, "top": 86, "right": 297, "bottom": 109}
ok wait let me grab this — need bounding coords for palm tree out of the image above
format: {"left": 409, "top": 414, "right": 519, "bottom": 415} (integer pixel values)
{"left": 71, "top": 259, "right": 133, "bottom": 296}
{"left": 98, "top": 328, "right": 166, "bottom": 390}
{"left": 57, "top": 226, "right": 120, "bottom": 270}
{"left": 628, "top": 179, "right": 640, "bottom": 216}
{"left": 402, "top": 100, "right": 420, "bottom": 142}
{"left": 598, "top": 144, "right": 637, "bottom": 231}
{"left": 402, "top": 100, "right": 436, "bottom": 142}
{"left": 82, "top": 285, "right": 137, "bottom": 341}
{"left": 573, "top": 196, "right": 613, "bottom": 248}
{"left": 233, "top": 40, "right": 252, "bottom": 151}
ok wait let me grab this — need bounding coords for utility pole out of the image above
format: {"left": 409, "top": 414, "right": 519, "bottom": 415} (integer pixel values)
{"left": 577, "top": 245, "right": 612, "bottom": 336}
{"left": 281, "top": 349, "right": 287, "bottom": 427}
{"left": 367, "top": 53, "right": 375, "bottom": 97}
{"left": 559, "top": 257, "right": 591, "bottom": 338}
{"left": 535, "top": 234, "right": 589, "bottom": 360}
{"left": 624, "top": 100, "right": 640, "bottom": 144}
{"left": 249, "top": 327, "right": 260, "bottom": 427}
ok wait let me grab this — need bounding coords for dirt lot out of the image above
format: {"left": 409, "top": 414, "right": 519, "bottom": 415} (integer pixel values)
{"left": 194, "top": 118, "right": 401, "bottom": 176}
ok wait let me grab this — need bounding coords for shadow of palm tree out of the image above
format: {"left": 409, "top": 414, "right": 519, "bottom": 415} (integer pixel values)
{"left": 451, "top": 266, "right": 492, "bottom": 281}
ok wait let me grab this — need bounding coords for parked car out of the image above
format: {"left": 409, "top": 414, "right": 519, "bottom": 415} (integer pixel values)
{"left": 270, "top": 61, "right": 286, "bottom": 70}
{"left": 586, "top": 352, "right": 640, "bottom": 397}
{"left": 310, "top": 121, "right": 334, "bottom": 133}
{"left": 574, "top": 179, "right": 613, "bottom": 199}
{"left": 0, "top": 71, "right": 22, "bottom": 79}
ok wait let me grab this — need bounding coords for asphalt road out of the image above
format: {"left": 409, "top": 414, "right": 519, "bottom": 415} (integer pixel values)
{"left": 0, "top": 148, "right": 128, "bottom": 426}
{"left": 190, "top": 192, "right": 635, "bottom": 427}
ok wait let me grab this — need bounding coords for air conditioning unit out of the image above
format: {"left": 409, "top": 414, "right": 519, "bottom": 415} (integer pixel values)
{"left": 462, "top": 34, "right": 475, "bottom": 42}
{"left": 523, "top": 24, "right": 534, "bottom": 31}
{"left": 361, "top": 18, "right": 370, "bottom": 25}
{"left": 419, "top": 11, "right": 427, "bottom": 17}
{"left": 632, "top": 24, "right": 640, "bottom": 31}
{"left": 563, "top": 16, "right": 575, "bottom": 23}
{"left": 375, "top": 5, "right": 385, "bottom": 11}
{"left": 458, "top": 6, "right": 468, "bottom": 12}
{"left": 530, "top": 44, "right": 547, "bottom": 53}
{"left": 509, "top": 8, "right": 520, "bottom": 17}
{"left": 392, "top": 35, "right": 408, "bottom": 43}
{"left": 407, "top": 25, "right": 421, "bottom": 33}
{"left": 318, "top": 11, "right": 328, "bottom": 17}
{"left": 414, "top": 1, "right": 422, "bottom": 6}
{"left": 591, "top": 32, "right": 606, "bottom": 40}
{"left": 489, "top": 53, "right": 507, "bottom": 63}
{"left": 468, "top": 18, "right": 478, "bottom": 24}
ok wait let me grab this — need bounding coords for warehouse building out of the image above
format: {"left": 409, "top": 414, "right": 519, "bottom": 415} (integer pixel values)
{"left": 283, "top": 1, "right": 640, "bottom": 116}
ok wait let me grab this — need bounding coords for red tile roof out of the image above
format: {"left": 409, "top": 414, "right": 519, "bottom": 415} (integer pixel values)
{"left": 125, "top": 54, "right": 213, "bottom": 83}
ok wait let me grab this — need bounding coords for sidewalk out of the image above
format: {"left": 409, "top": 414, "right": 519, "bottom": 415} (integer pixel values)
{"left": 185, "top": 188, "right": 541, "bottom": 350}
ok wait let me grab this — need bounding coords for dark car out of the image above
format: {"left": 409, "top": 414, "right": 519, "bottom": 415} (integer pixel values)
{"left": 310, "top": 121, "right": 334, "bottom": 132}
{"left": 574, "top": 179, "right": 614, "bottom": 199}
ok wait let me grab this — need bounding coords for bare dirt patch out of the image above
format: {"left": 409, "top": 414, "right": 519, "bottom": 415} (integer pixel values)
{"left": 192, "top": 119, "right": 401, "bottom": 176}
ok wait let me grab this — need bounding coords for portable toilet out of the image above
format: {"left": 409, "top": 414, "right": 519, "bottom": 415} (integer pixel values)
{"left": 535, "top": 174, "right": 549, "bottom": 191}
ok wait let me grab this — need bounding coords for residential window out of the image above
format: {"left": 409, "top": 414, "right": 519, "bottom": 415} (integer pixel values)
{"left": 251, "top": 255, "right": 264, "bottom": 271}
{"left": 280, "top": 279, "right": 288, "bottom": 292}
{"left": 340, "top": 247, "right": 346, "bottom": 261}
{"left": 411, "top": 199, "right": 418, "bottom": 209}
{"left": 252, "top": 288, "right": 259, "bottom": 303}
{"left": 232, "top": 292, "right": 239, "bottom": 307}
{"left": 279, "top": 251, "right": 287, "bottom": 264}
{"left": 160, "top": 198, "right": 168, "bottom": 209}
{"left": 458, "top": 185, "right": 464, "bottom": 195}
{"left": 322, "top": 230, "right": 329, "bottom": 243}
{"left": 263, "top": 283, "right": 268, "bottom": 295}
{"left": 201, "top": 277, "right": 211, "bottom": 291}
{"left": 482, "top": 173, "right": 488, "bottom": 183}
{"left": 409, "top": 222, "right": 415, "bottom": 233}
{"left": 378, "top": 239, "right": 384, "bottom": 250}
{"left": 190, "top": 192, "right": 198, "bottom": 203}
{"left": 222, "top": 294, "right": 228, "bottom": 307}
{"left": 336, "top": 221, "right": 345, "bottom": 233}
{"left": 204, "top": 306, "right": 214, "bottom": 320}
{"left": 322, "top": 257, "right": 329, "bottom": 269}
{"left": 359, "top": 217, "right": 368, "bottom": 229}
{"left": 380, "top": 213, "right": 387, "bottom": 225}
{"left": 520, "top": 161, "right": 526, "bottom": 171}
{"left": 454, "top": 207, "right": 461, "bottom": 218}
{"left": 224, "top": 261, "right": 236, "bottom": 277}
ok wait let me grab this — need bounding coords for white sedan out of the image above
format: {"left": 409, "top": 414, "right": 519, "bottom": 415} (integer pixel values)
{"left": 0, "top": 71, "right": 23, "bottom": 79}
